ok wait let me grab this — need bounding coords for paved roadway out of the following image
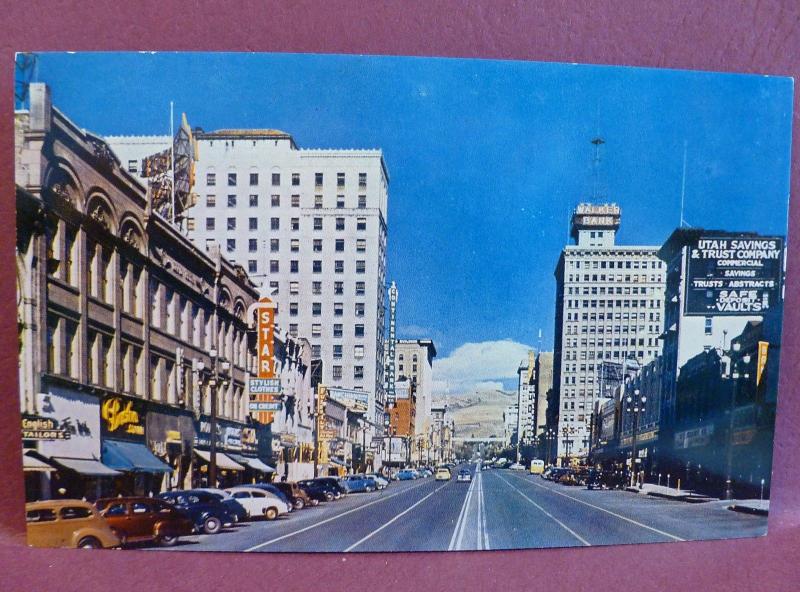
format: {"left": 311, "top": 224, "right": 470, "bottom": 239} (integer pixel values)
{"left": 148, "top": 463, "right": 767, "bottom": 553}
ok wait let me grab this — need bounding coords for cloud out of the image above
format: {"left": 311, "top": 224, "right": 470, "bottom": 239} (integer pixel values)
{"left": 432, "top": 340, "right": 534, "bottom": 396}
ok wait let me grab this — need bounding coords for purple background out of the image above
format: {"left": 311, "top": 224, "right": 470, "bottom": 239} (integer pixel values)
{"left": 1, "top": 2, "right": 798, "bottom": 590}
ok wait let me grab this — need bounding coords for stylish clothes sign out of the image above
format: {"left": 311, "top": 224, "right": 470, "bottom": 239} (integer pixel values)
{"left": 684, "top": 235, "right": 784, "bottom": 315}
{"left": 100, "top": 395, "right": 146, "bottom": 441}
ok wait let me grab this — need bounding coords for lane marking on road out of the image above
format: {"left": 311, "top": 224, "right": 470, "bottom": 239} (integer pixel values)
{"left": 495, "top": 473, "right": 591, "bottom": 546}
{"left": 479, "top": 471, "right": 490, "bottom": 550}
{"left": 243, "top": 479, "right": 432, "bottom": 552}
{"left": 508, "top": 473, "right": 686, "bottom": 543}
{"left": 344, "top": 483, "right": 450, "bottom": 552}
{"left": 448, "top": 463, "right": 478, "bottom": 551}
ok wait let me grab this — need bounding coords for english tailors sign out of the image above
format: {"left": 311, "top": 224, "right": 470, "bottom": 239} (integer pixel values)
{"left": 684, "top": 235, "right": 783, "bottom": 316}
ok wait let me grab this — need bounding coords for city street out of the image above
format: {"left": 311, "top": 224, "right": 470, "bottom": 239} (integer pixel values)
{"left": 147, "top": 464, "right": 767, "bottom": 553}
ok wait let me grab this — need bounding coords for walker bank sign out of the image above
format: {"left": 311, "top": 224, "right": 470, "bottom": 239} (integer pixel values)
{"left": 685, "top": 235, "right": 783, "bottom": 316}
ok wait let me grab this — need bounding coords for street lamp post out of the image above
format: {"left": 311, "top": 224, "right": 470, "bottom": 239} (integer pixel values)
{"left": 626, "top": 388, "right": 646, "bottom": 488}
{"left": 724, "top": 350, "right": 751, "bottom": 500}
{"left": 544, "top": 428, "right": 556, "bottom": 467}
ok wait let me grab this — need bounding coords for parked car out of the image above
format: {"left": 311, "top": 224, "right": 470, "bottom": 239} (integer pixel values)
{"left": 310, "top": 477, "right": 348, "bottom": 499}
{"left": 366, "top": 473, "right": 389, "bottom": 489}
{"left": 340, "top": 474, "right": 380, "bottom": 493}
{"left": 95, "top": 496, "right": 194, "bottom": 547}
{"left": 297, "top": 479, "right": 342, "bottom": 502}
{"left": 274, "top": 481, "right": 316, "bottom": 509}
{"left": 249, "top": 483, "right": 295, "bottom": 509}
{"left": 226, "top": 486, "right": 291, "bottom": 520}
{"left": 544, "top": 467, "right": 571, "bottom": 482}
{"left": 555, "top": 469, "right": 581, "bottom": 486}
{"left": 395, "top": 469, "right": 417, "bottom": 481}
{"left": 26, "top": 500, "right": 121, "bottom": 549}
{"left": 456, "top": 469, "right": 472, "bottom": 483}
{"left": 192, "top": 488, "right": 248, "bottom": 523}
{"left": 509, "top": 463, "right": 526, "bottom": 471}
{"left": 158, "top": 490, "right": 234, "bottom": 534}
{"left": 435, "top": 467, "right": 452, "bottom": 481}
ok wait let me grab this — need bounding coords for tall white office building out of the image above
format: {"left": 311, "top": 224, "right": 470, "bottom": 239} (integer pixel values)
{"left": 552, "top": 204, "right": 665, "bottom": 459}
{"left": 107, "top": 129, "right": 390, "bottom": 426}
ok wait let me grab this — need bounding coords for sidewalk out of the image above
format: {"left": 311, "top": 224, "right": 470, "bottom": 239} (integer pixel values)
{"left": 625, "top": 483, "right": 716, "bottom": 503}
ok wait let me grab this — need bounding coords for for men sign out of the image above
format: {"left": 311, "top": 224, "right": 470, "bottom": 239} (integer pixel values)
{"left": 685, "top": 235, "right": 783, "bottom": 316}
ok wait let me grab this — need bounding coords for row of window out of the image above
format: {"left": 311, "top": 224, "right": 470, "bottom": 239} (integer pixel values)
{"left": 566, "top": 285, "right": 659, "bottom": 296}
{"left": 567, "top": 259, "right": 663, "bottom": 270}
{"left": 562, "top": 324, "right": 661, "bottom": 335}
{"left": 564, "top": 299, "right": 661, "bottom": 309}
{"left": 230, "top": 237, "right": 369, "bottom": 254}
{"left": 566, "top": 273, "right": 662, "bottom": 284}
{"left": 204, "top": 171, "right": 368, "bottom": 189}
{"left": 288, "top": 302, "right": 365, "bottom": 317}
{"left": 248, "top": 258, "right": 368, "bottom": 275}
{"left": 267, "top": 280, "right": 367, "bottom": 297}
{"left": 561, "top": 349, "right": 656, "bottom": 361}
{"left": 207, "top": 216, "right": 369, "bottom": 232}
{"left": 207, "top": 193, "right": 369, "bottom": 210}
{"left": 565, "top": 311, "right": 661, "bottom": 322}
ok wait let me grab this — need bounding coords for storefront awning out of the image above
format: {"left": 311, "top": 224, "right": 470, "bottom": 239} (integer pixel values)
{"left": 102, "top": 440, "right": 172, "bottom": 474}
{"left": 228, "top": 453, "right": 276, "bottom": 473}
{"left": 23, "top": 452, "right": 55, "bottom": 472}
{"left": 49, "top": 456, "right": 121, "bottom": 476}
{"left": 194, "top": 449, "right": 245, "bottom": 471}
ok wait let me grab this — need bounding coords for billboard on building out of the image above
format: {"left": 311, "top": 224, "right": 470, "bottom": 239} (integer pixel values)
{"left": 684, "top": 235, "right": 784, "bottom": 316}
{"left": 328, "top": 387, "right": 369, "bottom": 413}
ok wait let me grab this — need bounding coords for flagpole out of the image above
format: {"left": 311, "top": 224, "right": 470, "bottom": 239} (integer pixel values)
{"left": 170, "top": 101, "right": 175, "bottom": 224}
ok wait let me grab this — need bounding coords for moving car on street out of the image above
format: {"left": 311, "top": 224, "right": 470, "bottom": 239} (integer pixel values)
{"left": 509, "top": 463, "right": 526, "bottom": 471}
{"left": 26, "top": 500, "right": 121, "bottom": 549}
{"left": 158, "top": 490, "right": 235, "bottom": 534}
{"left": 226, "top": 486, "right": 291, "bottom": 520}
{"left": 530, "top": 459, "right": 545, "bottom": 474}
{"left": 395, "top": 469, "right": 417, "bottom": 481}
{"left": 456, "top": 469, "right": 472, "bottom": 483}
{"left": 95, "top": 496, "right": 194, "bottom": 547}
{"left": 435, "top": 467, "right": 452, "bottom": 481}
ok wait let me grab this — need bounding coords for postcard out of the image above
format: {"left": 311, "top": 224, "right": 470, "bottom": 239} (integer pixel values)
{"left": 14, "top": 52, "right": 792, "bottom": 552}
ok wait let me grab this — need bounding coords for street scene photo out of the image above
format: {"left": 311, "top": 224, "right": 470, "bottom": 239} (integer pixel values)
{"left": 14, "top": 52, "right": 792, "bottom": 552}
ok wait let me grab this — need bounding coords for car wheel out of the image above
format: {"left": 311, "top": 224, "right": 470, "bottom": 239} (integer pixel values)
{"left": 203, "top": 516, "right": 222, "bottom": 535}
{"left": 365, "top": 485, "right": 375, "bottom": 492}
{"left": 77, "top": 536, "right": 101, "bottom": 549}
{"left": 264, "top": 507, "right": 278, "bottom": 520}
{"left": 324, "top": 491, "right": 334, "bottom": 501}
{"left": 110, "top": 528, "right": 127, "bottom": 547}
{"left": 157, "top": 534, "right": 178, "bottom": 547}
{"left": 311, "top": 498, "right": 320, "bottom": 506}
{"left": 294, "top": 498, "right": 305, "bottom": 510}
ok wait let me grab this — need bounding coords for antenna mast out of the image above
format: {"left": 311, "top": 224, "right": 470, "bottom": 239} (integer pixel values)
{"left": 679, "top": 140, "right": 688, "bottom": 228}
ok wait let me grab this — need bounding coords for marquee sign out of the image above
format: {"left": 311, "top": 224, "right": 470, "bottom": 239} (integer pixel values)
{"left": 684, "top": 235, "right": 784, "bottom": 316}
{"left": 247, "top": 297, "right": 278, "bottom": 424}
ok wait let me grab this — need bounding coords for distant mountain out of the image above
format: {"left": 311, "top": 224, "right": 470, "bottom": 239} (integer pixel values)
{"left": 434, "top": 389, "right": 516, "bottom": 439}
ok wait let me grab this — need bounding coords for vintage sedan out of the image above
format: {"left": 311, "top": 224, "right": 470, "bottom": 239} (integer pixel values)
{"left": 225, "top": 486, "right": 291, "bottom": 520}
{"left": 95, "top": 497, "right": 194, "bottom": 547}
{"left": 26, "top": 500, "right": 121, "bottom": 549}
{"left": 158, "top": 490, "right": 234, "bottom": 534}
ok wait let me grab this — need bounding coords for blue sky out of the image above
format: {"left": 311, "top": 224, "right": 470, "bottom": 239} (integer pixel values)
{"left": 27, "top": 53, "right": 794, "bottom": 393}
